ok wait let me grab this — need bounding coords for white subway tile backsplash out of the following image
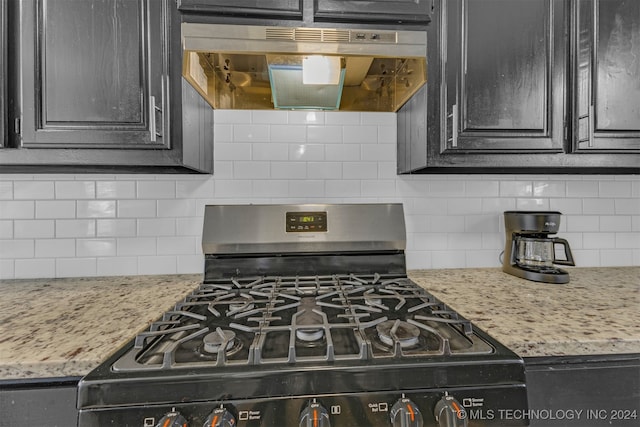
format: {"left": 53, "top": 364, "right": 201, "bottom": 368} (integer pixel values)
{"left": 343, "top": 125, "right": 378, "bottom": 144}
{"left": 35, "top": 239, "right": 75, "bottom": 258}
{"left": 253, "top": 143, "right": 289, "bottom": 161}
{"left": 117, "top": 237, "right": 156, "bottom": 256}
{"left": 599, "top": 181, "right": 632, "bottom": 198}
{"left": 361, "top": 180, "right": 396, "bottom": 197}
{"left": 325, "top": 144, "right": 360, "bottom": 161}
{"left": 137, "top": 181, "right": 176, "bottom": 199}
{"left": 137, "top": 218, "right": 176, "bottom": 236}
{"left": 14, "top": 220, "right": 55, "bottom": 239}
{"left": 176, "top": 179, "right": 215, "bottom": 199}
{"left": 252, "top": 180, "right": 290, "bottom": 198}
{"left": 233, "top": 161, "right": 271, "bottom": 179}
{"left": 307, "top": 125, "right": 342, "bottom": 143}
{"left": 325, "top": 112, "right": 361, "bottom": 125}
{"left": 289, "top": 144, "right": 325, "bottom": 161}
{"left": 583, "top": 198, "right": 615, "bottom": 215}
{"left": 77, "top": 200, "right": 117, "bottom": 218}
{"left": 0, "top": 239, "right": 34, "bottom": 258}
{"left": 342, "top": 162, "right": 378, "bottom": 179}
{"left": 0, "top": 181, "right": 13, "bottom": 199}
{"left": 56, "top": 257, "right": 97, "bottom": 277}
{"left": 157, "top": 236, "right": 197, "bottom": 255}
{"left": 97, "top": 257, "right": 138, "bottom": 276}
{"left": 13, "top": 181, "right": 55, "bottom": 200}
{"left": 96, "top": 181, "right": 136, "bottom": 199}
{"left": 615, "top": 198, "right": 640, "bottom": 215}
{"left": 56, "top": 219, "right": 96, "bottom": 238}
{"left": 0, "top": 201, "right": 34, "bottom": 219}
{"left": 271, "top": 125, "right": 306, "bottom": 142}
{"left": 600, "top": 215, "right": 632, "bottom": 232}
{"left": 76, "top": 238, "right": 117, "bottom": 257}
{"left": 0, "top": 259, "right": 14, "bottom": 279}
{"left": 600, "top": 250, "right": 634, "bottom": 266}
{"left": 117, "top": 200, "right": 157, "bottom": 218}
{"left": 566, "top": 180, "right": 599, "bottom": 197}
{"left": 325, "top": 180, "right": 361, "bottom": 198}
{"left": 0, "top": 110, "right": 637, "bottom": 279}
{"left": 177, "top": 255, "right": 204, "bottom": 274}
{"left": 215, "top": 142, "right": 252, "bottom": 161}
{"left": 35, "top": 200, "right": 75, "bottom": 219}
{"left": 138, "top": 256, "right": 177, "bottom": 275}
{"left": 500, "top": 181, "right": 533, "bottom": 197}
{"left": 307, "top": 162, "right": 342, "bottom": 180}
{"left": 0, "top": 221, "right": 12, "bottom": 239}
{"left": 15, "top": 258, "right": 56, "bottom": 279}
{"left": 361, "top": 144, "right": 395, "bottom": 161}
{"left": 288, "top": 111, "right": 324, "bottom": 125}
{"left": 157, "top": 199, "right": 197, "bottom": 218}
{"left": 515, "top": 198, "right": 549, "bottom": 210}
{"left": 270, "top": 162, "right": 307, "bottom": 179}
{"left": 55, "top": 181, "right": 96, "bottom": 199}
{"left": 583, "top": 232, "right": 616, "bottom": 249}
{"left": 533, "top": 181, "right": 566, "bottom": 197}
{"left": 233, "top": 124, "right": 270, "bottom": 142}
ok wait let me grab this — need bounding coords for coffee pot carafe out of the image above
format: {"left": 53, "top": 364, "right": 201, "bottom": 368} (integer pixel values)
{"left": 503, "top": 211, "right": 575, "bottom": 283}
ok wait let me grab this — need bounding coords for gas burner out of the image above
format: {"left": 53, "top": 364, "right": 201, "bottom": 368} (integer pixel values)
{"left": 296, "top": 328, "right": 325, "bottom": 342}
{"left": 376, "top": 320, "right": 420, "bottom": 348}
{"left": 203, "top": 329, "right": 236, "bottom": 354}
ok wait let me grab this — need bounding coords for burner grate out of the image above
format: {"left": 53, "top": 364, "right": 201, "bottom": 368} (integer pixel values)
{"left": 112, "top": 274, "right": 494, "bottom": 372}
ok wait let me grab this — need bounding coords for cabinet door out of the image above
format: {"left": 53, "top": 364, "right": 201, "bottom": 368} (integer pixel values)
{"left": 0, "top": 0, "right": 6, "bottom": 148}
{"left": 574, "top": 0, "right": 640, "bottom": 152}
{"left": 315, "top": 0, "right": 432, "bottom": 24}
{"left": 177, "top": 0, "right": 303, "bottom": 19}
{"left": 14, "top": 0, "right": 168, "bottom": 149}
{"left": 444, "top": 0, "right": 567, "bottom": 153}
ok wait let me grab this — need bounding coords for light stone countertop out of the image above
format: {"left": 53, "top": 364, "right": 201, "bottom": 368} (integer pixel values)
{"left": 0, "top": 267, "right": 638, "bottom": 381}
{"left": 409, "top": 267, "right": 640, "bottom": 358}
{"left": 0, "top": 274, "right": 201, "bottom": 381}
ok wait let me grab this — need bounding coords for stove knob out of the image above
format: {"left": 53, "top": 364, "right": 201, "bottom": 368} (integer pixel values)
{"left": 390, "top": 396, "right": 423, "bottom": 427}
{"left": 299, "top": 399, "right": 331, "bottom": 427}
{"left": 204, "top": 406, "right": 236, "bottom": 427}
{"left": 434, "top": 394, "right": 468, "bottom": 427}
{"left": 155, "top": 410, "right": 188, "bottom": 427}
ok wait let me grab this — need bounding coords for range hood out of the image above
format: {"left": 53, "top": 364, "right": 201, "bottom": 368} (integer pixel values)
{"left": 182, "top": 23, "right": 427, "bottom": 112}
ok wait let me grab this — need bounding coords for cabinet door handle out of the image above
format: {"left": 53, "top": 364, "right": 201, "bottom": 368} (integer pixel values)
{"left": 149, "top": 95, "right": 157, "bottom": 142}
{"left": 448, "top": 104, "right": 458, "bottom": 148}
{"left": 588, "top": 104, "right": 594, "bottom": 148}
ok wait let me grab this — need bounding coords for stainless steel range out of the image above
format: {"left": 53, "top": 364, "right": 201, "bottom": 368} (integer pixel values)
{"left": 77, "top": 203, "right": 528, "bottom": 427}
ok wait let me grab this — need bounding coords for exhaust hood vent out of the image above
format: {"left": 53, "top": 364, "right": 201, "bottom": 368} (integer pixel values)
{"left": 182, "top": 23, "right": 427, "bottom": 112}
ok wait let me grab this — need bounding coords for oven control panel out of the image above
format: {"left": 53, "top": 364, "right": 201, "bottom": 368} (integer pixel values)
{"left": 286, "top": 211, "right": 327, "bottom": 232}
{"left": 78, "top": 387, "right": 528, "bottom": 426}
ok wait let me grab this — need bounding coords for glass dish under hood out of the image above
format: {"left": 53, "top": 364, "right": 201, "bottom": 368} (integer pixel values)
{"left": 182, "top": 24, "right": 427, "bottom": 112}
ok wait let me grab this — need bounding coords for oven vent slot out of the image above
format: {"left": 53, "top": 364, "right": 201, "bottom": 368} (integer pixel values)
{"left": 265, "top": 27, "right": 351, "bottom": 43}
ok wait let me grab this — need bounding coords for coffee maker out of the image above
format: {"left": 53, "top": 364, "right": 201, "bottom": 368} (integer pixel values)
{"left": 503, "top": 211, "right": 575, "bottom": 284}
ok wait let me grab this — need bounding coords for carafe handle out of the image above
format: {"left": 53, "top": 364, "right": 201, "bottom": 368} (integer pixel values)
{"left": 552, "top": 238, "right": 575, "bottom": 266}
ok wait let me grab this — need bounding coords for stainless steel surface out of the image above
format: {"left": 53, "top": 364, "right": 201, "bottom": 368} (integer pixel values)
{"left": 202, "top": 203, "right": 406, "bottom": 255}
{"left": 181, "top": 23, "right": 427, "bottom": 112}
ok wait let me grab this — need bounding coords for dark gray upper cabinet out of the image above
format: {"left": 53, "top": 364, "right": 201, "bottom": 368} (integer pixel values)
{"left": 177, "top": 0, "right": 431, "bottom": 25}
{"left": 314, "top": 0, "right": 432, "bottom": 24}
{"left": 1, "top": 0, "right": 6, "bottom": 148}
{"left": 573, "top": 0, "right": 640, "bottom": 152}
{"left": 3, "top": 0, "right": 212, "bottom": 173}
{"left": 13, "top": 0, "right": 166, "bottom": 149}
{"left": 177, "top": 0, "right": 304, "bottom": 19}
{"left": 398, "top": 0, "right": 639, "bottom": 173}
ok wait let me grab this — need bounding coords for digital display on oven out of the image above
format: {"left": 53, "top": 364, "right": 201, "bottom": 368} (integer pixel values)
{"left": 286, "top": 211, "right": 327, "bottom": 232}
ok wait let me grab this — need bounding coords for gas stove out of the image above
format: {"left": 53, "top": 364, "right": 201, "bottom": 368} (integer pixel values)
{"left": 77, "top": 204, "right": 528, "bottom": 427}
